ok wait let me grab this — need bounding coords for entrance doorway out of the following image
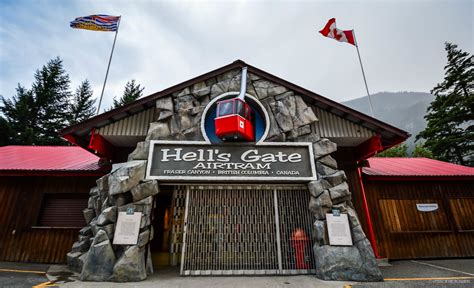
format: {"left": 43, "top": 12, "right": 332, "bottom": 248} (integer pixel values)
{"left": 180, "top": 184, "right": 316, "bottom": 275}
{"left": 150, "top": 185, "right": 187, "bottom": 268}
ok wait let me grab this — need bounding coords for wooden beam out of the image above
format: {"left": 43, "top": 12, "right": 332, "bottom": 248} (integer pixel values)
{"left": 355, "top": 135, "right": 383, "bottom": 160}
{"left": 88, "top": 129, "right": 114, "bottom": 160}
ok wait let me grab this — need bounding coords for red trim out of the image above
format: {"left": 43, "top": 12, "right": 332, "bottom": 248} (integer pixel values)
{"left": 0, "top": 171, "right": 107, "bottom": 177}
{"left": 365, "top": 176, "right": 474, "bottom": 181}
{"left": 357, "top": 164, "right": 381, "bottom": 259}
{"left": 88, "top": 128, "right": 114, "bottom": 159}
{"left": 62, "top": 133, "right": 79, "bottom": 145}
{"left": 355, "top": 135, "right": 383, "bottom": 160}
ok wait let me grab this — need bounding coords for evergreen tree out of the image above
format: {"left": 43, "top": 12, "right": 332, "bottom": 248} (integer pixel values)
{"left": 69, "top": 80, "right": 96, "bottom": 125}
{"left": 376, "top": 143, "right": 408, "bottom": 157}
{"left": 416, "top": 43, "right": 474, "bottom": 166}
{"left": 0, "top": 85, "right": 37, "bottom": 144}
{"left": 0, "top": 116, "right": 11, "bottom": 146}
{"left": 413, "top": 143, "right": 434, "bottom": 158}
{"left": 32, "top": 57, "right": 72, "bottom": 145}
{"left": 112, "top": 79, "right": 144, "bottom": 108}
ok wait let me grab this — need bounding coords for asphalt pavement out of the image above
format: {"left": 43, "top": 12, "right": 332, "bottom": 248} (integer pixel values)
{"left": 0, "top": 258, "right": 473, "bottom": 287}
{"left": 352, "top": 259, "right": 474, "bottom": 288}
{"left": 0, "top": 262, "right": 51, "bottom": 288}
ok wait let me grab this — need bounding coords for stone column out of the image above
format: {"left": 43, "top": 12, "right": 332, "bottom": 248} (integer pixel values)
{"left": 67, "top": 160, "right": 158, "bottom": 282}
{"left": 308, "top": 139, "right": 383, "bottom": 281}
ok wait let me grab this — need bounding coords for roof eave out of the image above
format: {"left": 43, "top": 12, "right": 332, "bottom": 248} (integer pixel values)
{"left": 0, "top": 170, "right": 109, "bottom": 177}
{"left": 60, "top": 59, "right": 409, "bottom": 145}
{"left": 364, "top": 175, "right": 474, "bottom": 181}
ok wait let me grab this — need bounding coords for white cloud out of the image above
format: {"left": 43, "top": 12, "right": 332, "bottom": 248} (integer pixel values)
{"left": 0, "top": 0, "right": 472, "bottom": 113}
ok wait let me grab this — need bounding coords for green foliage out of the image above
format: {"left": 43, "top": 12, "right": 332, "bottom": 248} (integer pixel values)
{"left": 377, "top": 143, "right": 408, "bottom": 157}
{"left": 112, "top": 79, "right": 144, "bottom": 108}
{"left": 69, "top": 80, "right": 96, "bottom": 126}
{"left": 0, "top": 57, "right": 98, "bottom": 145}
{"left": 0, "top": 85, "right": 37, "bottom": 144}
{"left": 416, "top": 43, "right": 474, "bottom": 166}
{"left": 377, "top": 142, "right": 434, "bottom": 158}
{"left": 413, "top": 143, "right": 434, "bottom": 158}
{"left": 0, "top": 117, "right": 11, "bottom": 146}
{"left": 32, "top": 57, "right": 72, "bottom": 145}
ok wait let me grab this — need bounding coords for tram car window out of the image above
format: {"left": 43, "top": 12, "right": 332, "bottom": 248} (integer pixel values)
{"left": 215, "top": 98, "right": 255, "bottom": 142}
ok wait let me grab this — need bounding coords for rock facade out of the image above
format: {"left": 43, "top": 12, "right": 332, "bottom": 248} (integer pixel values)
{"left": 67, "top": 162, "right": 157, "bottom": 282}
{"left": 68, "top": 68, "right": 381, "bottom": 282}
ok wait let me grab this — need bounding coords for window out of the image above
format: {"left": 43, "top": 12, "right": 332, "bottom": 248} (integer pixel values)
{"left": 37, "top": 194, "right": 89, "bottom": 227}
{"left": 218, "top": 101, "right": 234, "bottom": 117}
{"left": 235, "top": 100, "right": 245, "bottom": 117}
{"left": 245, "top": 106, "right": 252, "bottom": 121}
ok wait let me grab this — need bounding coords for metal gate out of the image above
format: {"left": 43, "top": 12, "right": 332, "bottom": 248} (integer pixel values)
{"left": 180, "top": 185, "right": 316, "bottom": 276}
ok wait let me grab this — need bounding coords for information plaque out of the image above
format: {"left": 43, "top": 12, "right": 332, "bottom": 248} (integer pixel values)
{"left": 113, "top": 212, "right": 142, "bottom": 245}
{"left": 326, "top": 213, "right": 353, "bottom": 246}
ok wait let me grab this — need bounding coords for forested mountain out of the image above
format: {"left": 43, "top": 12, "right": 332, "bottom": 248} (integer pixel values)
{"left": 342, "top": 92, "right": 434, "bottom": 151}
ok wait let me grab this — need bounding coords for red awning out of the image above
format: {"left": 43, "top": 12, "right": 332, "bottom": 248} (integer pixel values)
{"left": 0, "top": 146, "right": 108, "bottom": 176}
{"left": 363, "top": 157, "right": 474, "bottom": 180}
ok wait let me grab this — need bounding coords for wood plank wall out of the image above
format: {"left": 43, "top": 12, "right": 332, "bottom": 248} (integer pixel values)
{"left": 333, "top": 148, "right": 474, "bottom": 259}
{"left": 0, "top": 176, "right": 98, "bottom": 263}
{"left": 364, "top": 180, "right": 474, "bottom": 259}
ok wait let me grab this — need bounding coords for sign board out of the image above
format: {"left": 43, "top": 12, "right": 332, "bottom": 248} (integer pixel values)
{"left": 113, "top": 211, "right": 142, "bottom": 245}
{"left": 326, "top": 213, "right": 353, "bottom": 246}
{"left": 416, "top": 203, "right": 439, "bottom": 212}
{"left": 146, "top": 141, "right": 317, "bottom": 181}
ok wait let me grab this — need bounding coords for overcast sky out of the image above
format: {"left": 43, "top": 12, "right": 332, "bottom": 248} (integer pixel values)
{"left": 0, "top": 0, "right": 472, "bottom": 111}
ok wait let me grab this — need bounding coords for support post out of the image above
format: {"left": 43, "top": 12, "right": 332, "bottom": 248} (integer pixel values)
{"left": 180, "top": 186, "right": 191, "bottom": 275}
{"left": 273, "top": 188, "right": 283, "bottom": 273}
{"left": 96, "top": 16, "right": 121, "bottom": 115}
{"left": 357, "top": 164, "right": 380, "bottom": 258}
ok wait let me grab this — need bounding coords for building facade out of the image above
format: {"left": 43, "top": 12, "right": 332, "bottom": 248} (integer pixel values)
{"left": 361, "top": 157, "right": 474, "bottom": 260}
{"left": 60, "top": 61, "right": 410, "bottom": 282}
{"left": 0, "top": 146, "right": 107, "bottom": 263}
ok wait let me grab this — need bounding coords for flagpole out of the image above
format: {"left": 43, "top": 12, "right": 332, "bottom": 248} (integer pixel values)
{"left": 96, "top": 16, "right": 121, "bottom": 115}
{"left": 352, "top": 30, "right": 375, "bottom": 117}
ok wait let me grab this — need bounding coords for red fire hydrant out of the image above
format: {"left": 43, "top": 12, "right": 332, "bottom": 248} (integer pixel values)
{"left": 291, "top": 229, "right": 309, "bottom": 269}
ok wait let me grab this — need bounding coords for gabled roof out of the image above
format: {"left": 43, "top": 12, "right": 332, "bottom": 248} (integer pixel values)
{"left": 60, "top": 60, "right": 409, "bottom": 148}
{"left": 363, "top": 157, "right": 474, "bottom": 180}
{"left": 0, "top": 146, "right": 108, "bottom": 176}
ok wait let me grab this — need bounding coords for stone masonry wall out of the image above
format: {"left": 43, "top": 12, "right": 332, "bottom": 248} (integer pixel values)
{"left": 67, "top": 69, "right": 382, "bottom": 282}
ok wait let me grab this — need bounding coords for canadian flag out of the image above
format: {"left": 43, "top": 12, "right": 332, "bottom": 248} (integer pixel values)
{"left": 319, "top": 18, "right": 357, "bottom": 46}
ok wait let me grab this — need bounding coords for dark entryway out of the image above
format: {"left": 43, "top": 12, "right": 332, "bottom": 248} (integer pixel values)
{"left": 150, "top": 186, "right": 173, "bottom": 267}
{"left": 151, "top": 185, "right": 187, "bottom": 268}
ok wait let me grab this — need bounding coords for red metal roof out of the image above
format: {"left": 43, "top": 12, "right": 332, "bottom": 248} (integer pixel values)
{"left": 363, "top": 157, "right": 474, "bottom": 179}
{"left": 0, "top": 146, "right": 107, "bottom": 176}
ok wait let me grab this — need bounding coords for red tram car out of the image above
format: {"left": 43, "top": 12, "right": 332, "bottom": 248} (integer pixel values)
{"left": 215, "top": 98, "right": 255, "bottom": 142}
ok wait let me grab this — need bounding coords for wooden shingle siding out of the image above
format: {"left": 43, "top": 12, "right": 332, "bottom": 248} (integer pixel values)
{"left": 0, "top": 176, "right": 98, "bottom": 263}
{"left": 364, "top": 180, "right": 474, "bottom": 259}
{"left": 97, "top": 107, "right": 154, "bottom": 137}
{"left": 313, "top": 106, "right": 374, "bottom": 139}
